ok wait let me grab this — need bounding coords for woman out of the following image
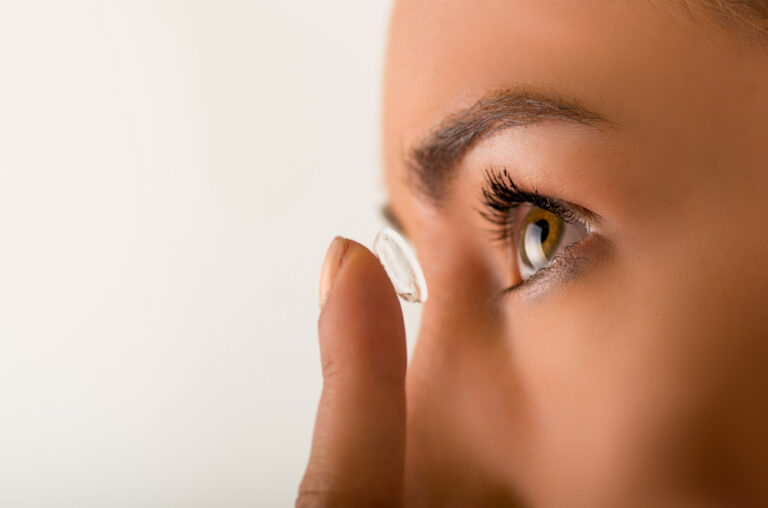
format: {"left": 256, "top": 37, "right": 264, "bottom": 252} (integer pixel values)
{"left": 298, "top": 1, "right": 768, "bottom": 505}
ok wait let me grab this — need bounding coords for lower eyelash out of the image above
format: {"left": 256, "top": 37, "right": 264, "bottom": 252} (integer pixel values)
{"left": 488, "top": 232, "right": 606, "bottom": 307}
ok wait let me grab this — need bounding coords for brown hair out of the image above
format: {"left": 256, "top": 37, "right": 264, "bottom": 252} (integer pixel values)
{"left": 692, "top": 0, "right": 768, "bottom": 35}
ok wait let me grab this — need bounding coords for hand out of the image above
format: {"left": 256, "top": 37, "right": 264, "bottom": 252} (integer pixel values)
{"left": 296, "top": 237, "right": 408, "bottom": 508}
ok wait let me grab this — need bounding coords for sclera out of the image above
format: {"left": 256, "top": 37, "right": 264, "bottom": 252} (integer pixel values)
{"left": 373, "top": 226, "right": 428, "bottom": 303}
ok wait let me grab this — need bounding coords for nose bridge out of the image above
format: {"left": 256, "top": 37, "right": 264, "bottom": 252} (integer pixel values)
{"left": 406, "top": 231, "right": 513, "bottom": 393}
{"left": 418, "top": 290, "right": 489, "bottom": 348}
{"left": 416, "top": 250, "right": 506, "bottom": 349}
{"left": 403, "top": 269, "right": 522, "bottom": 500}
{"left": 409, "top": 287, "right": 507, "bottom": 394}
{"left": 407, "top": 250, "right": 511, "bottom": 392}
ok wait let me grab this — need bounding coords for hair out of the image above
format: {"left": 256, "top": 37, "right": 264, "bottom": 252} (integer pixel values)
{"left": 692, "top": 0, "right": 768, "bottom": 35}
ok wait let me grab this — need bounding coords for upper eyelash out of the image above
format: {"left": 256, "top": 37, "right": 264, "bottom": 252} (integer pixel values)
{"left": 479, "top": 167, "right": 582, "bottom": 241}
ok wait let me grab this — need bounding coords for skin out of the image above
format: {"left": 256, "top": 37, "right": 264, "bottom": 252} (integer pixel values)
{"left": 298, "top": 2, "right": 768, "bottom": 506}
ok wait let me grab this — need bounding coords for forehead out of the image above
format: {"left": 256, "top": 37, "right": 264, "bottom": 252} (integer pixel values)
{"left": 382, "top": 0, "right": 746, "bottom": 186}
{"left": 383, "top": 0, "right": 768, "bottom": 228}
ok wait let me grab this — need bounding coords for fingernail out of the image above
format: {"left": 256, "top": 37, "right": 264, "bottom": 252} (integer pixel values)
{"left": 319, "top": 236, "right": 351, "bottom": 310}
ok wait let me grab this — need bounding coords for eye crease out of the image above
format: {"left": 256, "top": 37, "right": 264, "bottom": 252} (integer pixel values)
{"left": 479, "top": 167, "right": 596, "bottom": 293}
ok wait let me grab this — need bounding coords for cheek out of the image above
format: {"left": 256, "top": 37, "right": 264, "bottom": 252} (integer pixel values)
{"left": 502, "top": 254, "right": 652, "bottom": 484}
{"left": 505, "top": 205, "right": 768, "bottom": 496}
{"left": 504, "top": 269, "right": 648, "bottom": 493}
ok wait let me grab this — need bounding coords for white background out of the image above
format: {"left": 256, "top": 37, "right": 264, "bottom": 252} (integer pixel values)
{"left": 0, "top": 1, "right": 421, "bottom": 506}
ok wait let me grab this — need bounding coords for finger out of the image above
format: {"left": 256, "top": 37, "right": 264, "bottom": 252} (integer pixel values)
{"left": 297, "top": 237, "right": 407, "bottom": 508}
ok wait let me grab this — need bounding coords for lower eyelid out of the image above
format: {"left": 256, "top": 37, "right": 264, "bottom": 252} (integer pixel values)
{"left": 499, "top": 232, "right": 609, "bottom": 303}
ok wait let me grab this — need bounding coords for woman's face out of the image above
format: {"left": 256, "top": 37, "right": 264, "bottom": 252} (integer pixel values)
{"left": 383, "top": 1, "right": 768, "bottom": 505}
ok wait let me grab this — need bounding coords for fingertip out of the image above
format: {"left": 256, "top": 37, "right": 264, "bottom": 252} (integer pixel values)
{"left": 318, "top": 238, "right": 406, "bottom": 379}
{"left": 301, "top": 238, "right": 408, "bottom": 506}
{"left": 318, "top": 236, "right": 351, "bottom": 310}
{"left": 319, "top": 238, "right": 398, "bottom": 312}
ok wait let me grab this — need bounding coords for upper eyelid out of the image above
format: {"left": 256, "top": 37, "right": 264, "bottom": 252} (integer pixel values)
{"left": 380, "top": 203, "right": 409, "bottom": 238}
{"left": 479, "top": 167, "right": 601, "bottom": 230}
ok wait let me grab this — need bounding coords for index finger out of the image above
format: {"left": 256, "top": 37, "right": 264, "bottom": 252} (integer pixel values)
{"left": 296, "top": 238, "right": 407, "bottom": 508}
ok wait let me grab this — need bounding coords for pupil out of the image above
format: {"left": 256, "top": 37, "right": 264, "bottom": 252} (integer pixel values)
{"left": 536, "top": 219, "right": 549, "bottom": 243}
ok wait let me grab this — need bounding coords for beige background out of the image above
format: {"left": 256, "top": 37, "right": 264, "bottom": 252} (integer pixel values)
{"left": 0, "top": 1, "right": 421, "bottom": 506}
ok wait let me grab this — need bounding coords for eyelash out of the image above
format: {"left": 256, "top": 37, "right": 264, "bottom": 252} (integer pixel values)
{"left": 479, "top": 166, "right": 583, "bottom": 242}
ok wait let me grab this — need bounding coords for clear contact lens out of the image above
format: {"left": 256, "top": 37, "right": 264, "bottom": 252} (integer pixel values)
{"left": 373, "top": 226, "right": 428, "bottom": 303}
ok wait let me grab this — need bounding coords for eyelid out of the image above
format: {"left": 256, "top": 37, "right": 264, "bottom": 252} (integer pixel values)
{"left": 486, "top": 231, "right": 609, "bottom": 310}
{"left": 560, "top": 201, "right": 600, "bottom": 232}
{"left": 380, "top": 203, "right": 408, "bottom": 238}
{"left": 479, "top": 167, "right": 601, "bottom": 237}
{"left": 520, "top": 195, "right": 599, "bottom": 232}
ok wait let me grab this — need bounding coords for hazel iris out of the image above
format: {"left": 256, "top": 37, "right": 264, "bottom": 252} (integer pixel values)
{"left": 519, "top": 207, "right": 564, "bottom": 277}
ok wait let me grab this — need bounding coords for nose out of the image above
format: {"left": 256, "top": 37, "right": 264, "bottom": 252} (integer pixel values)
{"left": 402, "top": 261, "right": 526, "bottom": 505}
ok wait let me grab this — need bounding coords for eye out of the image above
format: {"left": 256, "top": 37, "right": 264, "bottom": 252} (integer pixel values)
{"left": 480, "top": 167, "right": 599, "bottom": 291}
{"left": 516, "top": 205, "right": 589, "bottom": 279}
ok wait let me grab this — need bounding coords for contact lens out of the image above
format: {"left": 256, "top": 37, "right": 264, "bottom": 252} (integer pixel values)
{"left": 373, "top": 226, "right": 428, "bottom": 303}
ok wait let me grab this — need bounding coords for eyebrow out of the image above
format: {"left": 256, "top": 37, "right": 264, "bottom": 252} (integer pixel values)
{"left": 405, "top": 88, "right": 615, "bottom": 202}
